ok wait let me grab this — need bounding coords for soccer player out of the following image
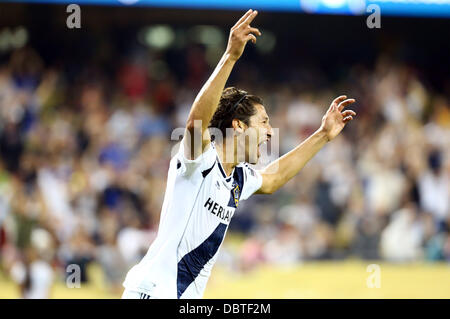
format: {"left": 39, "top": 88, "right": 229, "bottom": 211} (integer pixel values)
{"left": 122, "top": 9, "right": 356, "bottom": 299}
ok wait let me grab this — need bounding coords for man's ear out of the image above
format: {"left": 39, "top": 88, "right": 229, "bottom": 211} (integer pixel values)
{"left": 232, "top": 119, "right": 245, "bottom": 134}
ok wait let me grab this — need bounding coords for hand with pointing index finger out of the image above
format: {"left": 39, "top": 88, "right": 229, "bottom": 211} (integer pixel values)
{"left": 225, "top": 9, "right": 262, "bottom": 62}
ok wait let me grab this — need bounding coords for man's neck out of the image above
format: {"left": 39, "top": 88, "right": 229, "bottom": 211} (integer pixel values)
{"left": 215, "top": 139, "right": 238, "bottom": 177}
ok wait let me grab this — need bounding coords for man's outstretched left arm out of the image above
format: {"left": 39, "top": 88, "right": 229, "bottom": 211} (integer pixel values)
{"left": 257, "top": 95, "right": 356, "bottom": 194}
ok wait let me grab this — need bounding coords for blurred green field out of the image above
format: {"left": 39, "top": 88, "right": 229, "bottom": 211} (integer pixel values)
{"left": 1, "top": 260, "right": 449, "bottom": 298}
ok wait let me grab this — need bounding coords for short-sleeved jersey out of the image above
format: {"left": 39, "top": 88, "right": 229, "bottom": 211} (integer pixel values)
{"left": 122, "top": 139, "right": 263, "bottom": 298}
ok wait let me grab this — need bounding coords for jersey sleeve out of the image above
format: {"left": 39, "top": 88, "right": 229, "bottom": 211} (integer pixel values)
{"left": 240, "top": 164, "right": 263, "bottom": 201}
{"left": 175, "top": 138, "right": 216, "bottom": 178}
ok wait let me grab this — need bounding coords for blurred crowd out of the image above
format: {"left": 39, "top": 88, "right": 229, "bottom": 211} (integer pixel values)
{"left": 0, "top": 41, "right": 449, "bottom": 298}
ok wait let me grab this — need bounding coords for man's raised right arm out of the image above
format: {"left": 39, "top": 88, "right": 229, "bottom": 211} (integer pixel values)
{"left": 184, "top": 9, "right": 261, "bottom": 160}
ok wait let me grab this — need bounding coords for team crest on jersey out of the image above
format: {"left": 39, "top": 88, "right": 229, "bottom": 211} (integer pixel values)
{"left": 232, "top": 184, "right": 240, "bottom": 207}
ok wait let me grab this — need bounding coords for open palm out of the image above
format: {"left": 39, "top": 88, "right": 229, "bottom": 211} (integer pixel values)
{"left": 320, "top": 95, "right": 356, "bottom": 141}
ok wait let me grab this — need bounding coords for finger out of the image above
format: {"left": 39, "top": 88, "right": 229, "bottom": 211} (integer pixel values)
{"left": 331, "top": 95, "right": 347, "bottom": 108}
{"left": 245, "top": 34, "right": 257, "bottom": 44}
{"left": 329, "top": 103, "right": 339, "bottom": 113}
{"left": 343, "top": 116, "right": 353, "bottom": 123}
{"left": 338, "top": 98, "right": 356, "bottom": 111}
{"left": 247, "top": 27, "right": 261, "bottom": 36}
{"left": 231, "top": 9, "right": 253, "bottom": 30}
{"left": 341, "top": 110, "right": 356, "bottom": 117}
{"left": 240, "top": 10, "right": 258, "bottom": 28}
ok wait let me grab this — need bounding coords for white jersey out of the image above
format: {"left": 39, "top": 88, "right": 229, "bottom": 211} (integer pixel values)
{"left": 123, "top": 140, "right": 263, "bottom": 299}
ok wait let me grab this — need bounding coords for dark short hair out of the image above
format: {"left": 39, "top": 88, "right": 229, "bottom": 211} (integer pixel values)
{"left": 208, "top": 87, "right": 263, "bottom": 141}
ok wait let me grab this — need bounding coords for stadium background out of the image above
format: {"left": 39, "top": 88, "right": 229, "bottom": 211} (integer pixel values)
{"left": 0, "top": 1, "right": 449, "bottom": 298}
